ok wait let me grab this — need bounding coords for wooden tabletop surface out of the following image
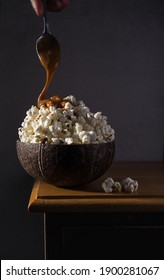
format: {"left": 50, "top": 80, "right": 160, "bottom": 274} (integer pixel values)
{"left": 28, "top": 162, "right": 164, "bottom": 213}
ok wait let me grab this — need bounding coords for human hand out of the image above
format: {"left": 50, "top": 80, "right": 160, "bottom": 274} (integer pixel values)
{"left": 30, "top": 0, "right": 70, "bottom": 16}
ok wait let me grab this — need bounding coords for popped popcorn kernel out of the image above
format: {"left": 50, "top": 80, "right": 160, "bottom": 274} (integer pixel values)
{"left": 102, "top": 178, "right": 122, "bottom": 193}
{"left": 121, "top": 177, "right": 139, "bottom": 193}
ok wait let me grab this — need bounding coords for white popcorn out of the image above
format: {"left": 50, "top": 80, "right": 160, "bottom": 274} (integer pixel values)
{"left": 75, "top": 123, "right": 83, "bottom": 133}
{"left": 63, "top": 95, "right": 77, "bottom": 105}
{"left": 102, "top": 178, "right": 122, "bottom": 193}
{"left": 82, "top": 134, "right": 91, "bottom": 144}
{"left": 97, "top": 135, "right": 104, "bottom": 142}
{"left": 65, "top": 137, "right": 74, "bottom": 145}
{"left": 52, "top": 138, "right": 60, "bottom": 144}
{"left": 121, "top": 177, "right": 138, "bottom": 193}
{"left": 102, "top": 178, "right": 114, "bottom": 193}
{"left": 64, "top": 102, "right": 73, "bottom": 110}
{"left": 90, "top": 118, "right": 97, "bottom": 128}
{"left": 18, "top": 95, "right": 115, "bottom": 144}
{"left": 88, "top": 131, "right": 97, "bottom": 142}
{"left": 77, "top": 116, "right": 86, "bottom": 126}
{"left": 94, "top": 112, "right": 103, "bottom": 120}
{"left": 79, "top": 131, "right": 87, "bottom": 140}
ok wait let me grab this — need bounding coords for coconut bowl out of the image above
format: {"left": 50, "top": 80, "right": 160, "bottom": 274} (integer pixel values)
{"left": 16, "top": 140, "right": 115, "bottom": 187}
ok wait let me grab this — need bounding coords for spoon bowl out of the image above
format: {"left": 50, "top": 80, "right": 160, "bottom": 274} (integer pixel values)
{"left": 36, "top": 33, "right": 61, "bottom": 72}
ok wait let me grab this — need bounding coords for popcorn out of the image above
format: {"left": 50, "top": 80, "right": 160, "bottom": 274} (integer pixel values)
{"left": 102, "top": 178, "right": 122, "bottom": 193}
{"left": 64, "top": 102, "right": 73, "bottom": 110}
{"left": 102, "top": 177, "right": 138, "bottom": 193}
{"left": 121, "top": 177, "right": 138, "bottom": 193}
{"left": 52, "top": 138, "right": 60, "bottom": 144}
{"left": 65, "top": 137, "right": 74, "bottom": 145}
{"left": 82, "top": 134, "right": 90, "bottom": 144}
{"left": 18, "top": 95, "right": 115, "bottom": 144}
{"left": 63, "top": 95, "right": 77, "bottom": 105}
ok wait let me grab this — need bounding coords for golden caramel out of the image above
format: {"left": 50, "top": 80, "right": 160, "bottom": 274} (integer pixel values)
{"left": 39, "top": 95, "right": 66, "bottom": 109}
{"left": 36, "top": 34, "right": 61, "bottom": 108}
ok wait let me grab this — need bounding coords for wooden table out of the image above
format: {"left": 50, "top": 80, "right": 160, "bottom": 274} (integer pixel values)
{"left": 28, "top": 162, "right": 164, "bottom": 260}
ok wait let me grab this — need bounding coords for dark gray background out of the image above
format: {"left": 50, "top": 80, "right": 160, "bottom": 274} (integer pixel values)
{"left": 0, "top": 0, "right": 163, "bottom": 259}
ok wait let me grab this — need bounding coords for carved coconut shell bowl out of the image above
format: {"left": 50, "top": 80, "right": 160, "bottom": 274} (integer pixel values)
{"left": 16, "top": 140, "right": 115, "bottom": 187}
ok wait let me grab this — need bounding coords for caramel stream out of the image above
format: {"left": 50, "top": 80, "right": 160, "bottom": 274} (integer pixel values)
{"left": 36, "top": 34, "right": 64, "bottom": 108}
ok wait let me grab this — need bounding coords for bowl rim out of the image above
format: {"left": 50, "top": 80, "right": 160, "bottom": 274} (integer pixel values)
{"left": 16, "top": 139, "right": 115, "bottom": 147}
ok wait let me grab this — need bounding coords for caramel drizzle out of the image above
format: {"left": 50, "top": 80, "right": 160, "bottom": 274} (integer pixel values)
{"left": 36, "top": 34, "right": 62, "bottom": 108}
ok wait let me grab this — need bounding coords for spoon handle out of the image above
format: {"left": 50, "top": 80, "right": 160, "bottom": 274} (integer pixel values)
{"left": 42, "top": 0, "right": 51, "bottom": 34}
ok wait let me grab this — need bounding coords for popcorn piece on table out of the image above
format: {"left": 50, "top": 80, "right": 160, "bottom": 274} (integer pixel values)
{"left": 121, "top": 177, "right": 138, "bottom": 193}
{"left": 102, "top": 178, "right": 122, "bottom": 193}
